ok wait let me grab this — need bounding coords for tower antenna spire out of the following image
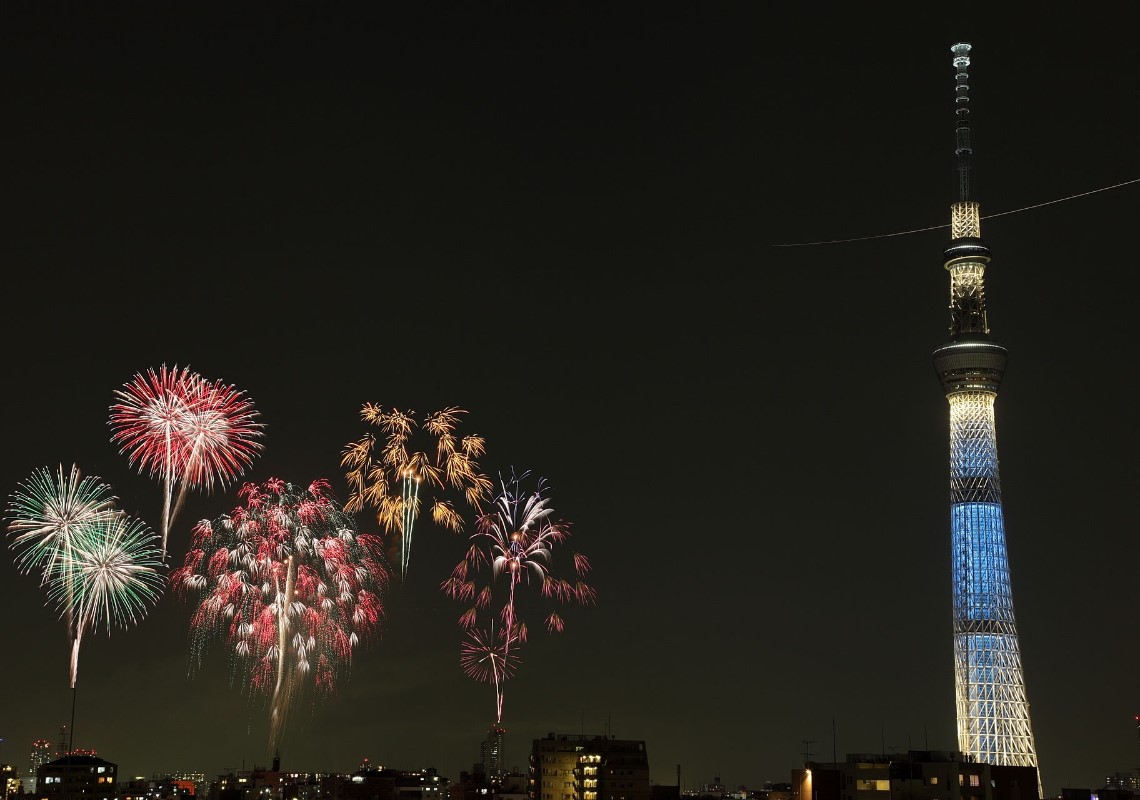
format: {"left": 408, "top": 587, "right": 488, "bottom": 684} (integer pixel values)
{"left": 952, "top": 43, "right": 974, "bottom": 202}
{"left": 943, "top": 42, "right": 992, "bottom": 341}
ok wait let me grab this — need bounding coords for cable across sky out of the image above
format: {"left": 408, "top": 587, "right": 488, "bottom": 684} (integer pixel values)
{"left": 771, "top": 177, "right": 1140, "bottom": 247}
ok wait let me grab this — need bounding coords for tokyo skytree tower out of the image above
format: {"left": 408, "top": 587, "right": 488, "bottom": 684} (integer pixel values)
{"left": 931, "top": 43, "right": 1042, "bottom": 792}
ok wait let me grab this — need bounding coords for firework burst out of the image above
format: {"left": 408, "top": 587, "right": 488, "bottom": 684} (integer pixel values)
{"left": 6, "top": 465, "right": 165, "bottom": 687}
{"left": 441, "top": 469, "right": 594, "bottom": 721}
{"left": 341, "top": 405, "right": 492, "bottom": 581}
{"left": 6, "top": 464, "right": 120, "bottom": 581}
{"left": 109, "top": 364, "right": 263, "bottom": 557}
{"left": 460, "top": 625, "right": 519, "bottom": 724}
{"left": 171, "top": 478, "right": 389, "bottom": 750}
{"left": 50, "top": 515, "right": 166, "bottom": 687}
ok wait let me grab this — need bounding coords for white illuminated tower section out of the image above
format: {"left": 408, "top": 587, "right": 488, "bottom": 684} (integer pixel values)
{"left": 931, "top": 43, "right": 1041, "bottom": 793}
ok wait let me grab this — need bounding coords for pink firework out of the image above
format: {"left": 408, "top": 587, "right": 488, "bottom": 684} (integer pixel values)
{"left": 460, "top": 626, "right": 519, "bottom": 724}
{"left": 109, "top": 364, "right": 263, "bottom": 557}
{"left": 177, "top": 376, "right": 263, "bottom": 493}
{"left": 171, "top": 478, "right": 388, "bottom": 750}
{"left": 441, "top": 469, "right": 594, "bottom": 721}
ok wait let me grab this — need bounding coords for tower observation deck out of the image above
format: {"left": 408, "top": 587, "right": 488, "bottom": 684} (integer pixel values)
{"left": 931, "top": 43, "right": 1041, "bottom": 795}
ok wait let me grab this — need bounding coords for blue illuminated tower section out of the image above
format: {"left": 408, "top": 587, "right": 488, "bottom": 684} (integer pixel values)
{"left": 931, "top": 43, "right": 1041, "bottom": 791}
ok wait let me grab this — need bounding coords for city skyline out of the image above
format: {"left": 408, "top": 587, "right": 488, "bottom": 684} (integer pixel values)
{"left": 1, "top": 6, "right": 1138, "bottom": 796}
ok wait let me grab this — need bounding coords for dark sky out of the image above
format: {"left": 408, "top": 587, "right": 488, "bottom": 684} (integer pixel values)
{"left": 2, "top": 4, "right": 1138, "bottom": 796}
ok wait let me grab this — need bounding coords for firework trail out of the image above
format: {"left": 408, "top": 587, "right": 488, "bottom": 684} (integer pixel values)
{"left": 460, "top": 625, "right": 519, "bottom": 724}
{"left": 109, "top": 364, "right": 263, "bottom": 557}
{"left": 441, "top": 470, "right": 594, "bottom": 721}
{"left": 171, "top": 478, "right": 389, "bottom": 751}
{"left": 6, "top": 465, "right": 165, "bottom": 687}
{"left": 342, "top": 405, "right": 491, "bottom": 581}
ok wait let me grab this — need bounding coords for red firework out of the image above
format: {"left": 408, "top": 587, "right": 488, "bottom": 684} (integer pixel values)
{"left": 177, "top": 376, "right": 263, "bottom": 493}
{"left": 442, "top": 469, "right": 594, "bottom": 722}
{"left": 109, "top": 364, "right": 263, "bottom": 556}
{"left": 171, "top": 477, "right": 389, "bottom": 750}
{"left": 460, "top": 626, "right": 519, "bottom": 723}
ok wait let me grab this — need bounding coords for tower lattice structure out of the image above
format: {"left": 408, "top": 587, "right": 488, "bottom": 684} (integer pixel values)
{"left": 931, "top": 43, "right": 1041, "bottom": 794}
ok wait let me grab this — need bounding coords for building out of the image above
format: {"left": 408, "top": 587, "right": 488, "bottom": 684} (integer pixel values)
{"left": 37, "top": 754, "right": 118, "bottom": 800}
{"left": 751, "top": 783, "right": 796, "bottom": 800}
{"left": 484, "top": 728, "right": 508, "bottom": 784}
{"left": 27, "top": 740, "right": 52, "bottom": 794}
{"left": 792, "top": 751, "right": 1036, "bottom": 800}
{"left": 529, "top": 734, "right": 649, "bottom": 800}
{"left": 208, "top": 759, "right": 336, "bottom": 800}
{"left": 319, "top": 767, "right": 448, "bottom": 800}
{"left": 451, "top": 767, "right": 527, "bottom": 800}
{"left": 1104, "top": 774, "right": 1140, "bottom": 792}
{"left": 2, "top": 764, "right": 19, "bottom": 800}
{"left": 930, "top": 43, "right": 1040, "bottom": 793}
{"left": 119, "top": 772, "right": 206, "bottom": 800}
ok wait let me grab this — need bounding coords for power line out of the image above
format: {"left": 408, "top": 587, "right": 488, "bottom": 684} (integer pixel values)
{"left": 771, "top": 176, "right": 1140, "bottom": 247}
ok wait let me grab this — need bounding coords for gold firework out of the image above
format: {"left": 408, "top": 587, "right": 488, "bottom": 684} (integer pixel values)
{"left": 342, "top": 405, "right": 492, "bottom": 580}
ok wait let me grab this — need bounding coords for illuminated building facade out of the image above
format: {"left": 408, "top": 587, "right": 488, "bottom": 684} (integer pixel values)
{"left": 38, "top": 754, "right": 119, "bottom": 800}
{"left": 528, "top": 735, "right": 649, "bottom": 800}
{"left": 793, "top": 752, "right": 1037, "bottom": 800}
{"left": 317, "top": 766, "right": 447, "bottom": 800}
{"left": 483, "top": 726, "right": 507, "bottom": 784}
{"left": 451, "top": 769, "right": 528, "bottom": 800}
{"left": 931, "top": 43, "right": 1040, "bottom": 791}
{"left": 28, "top": 740, "right": 52, "bottom": 793}
{"left": 122, "top": 773, "right": 204, "bottom": 800}
{"left": 2, "top": 764, "right": 18, "bottom": 800}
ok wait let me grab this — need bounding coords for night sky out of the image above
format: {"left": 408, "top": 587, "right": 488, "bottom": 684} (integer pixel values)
{"left": 2, "top": 5, "right": 1138, "bottom": 797}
